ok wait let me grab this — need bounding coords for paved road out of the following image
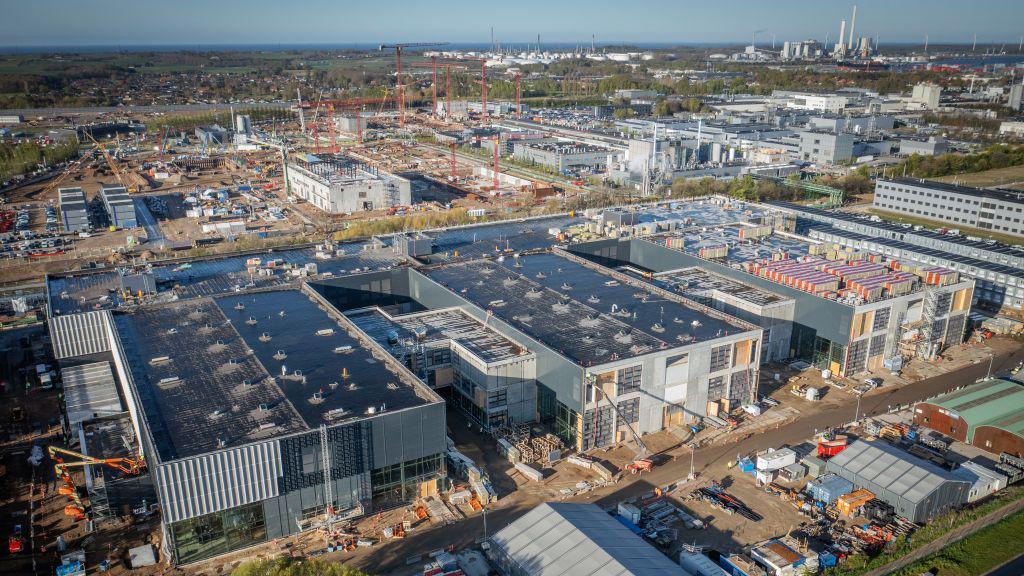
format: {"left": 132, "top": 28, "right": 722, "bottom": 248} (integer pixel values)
{"left": 133, "top": 197, "right": 166, "bottom": 246}
{"left": 344, "top": 346, "right": 1024, "bottom": 575}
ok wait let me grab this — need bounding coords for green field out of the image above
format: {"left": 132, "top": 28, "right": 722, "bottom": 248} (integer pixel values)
{"left": 934, "top": 164, "right": 1024, "bottom": 189}
{"left": 890, "top": 510, "right": 1024, "bottom": 576}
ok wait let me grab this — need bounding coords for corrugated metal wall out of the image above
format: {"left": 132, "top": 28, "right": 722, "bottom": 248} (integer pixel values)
{"left": 156, "top": 440, "right": 282, "bottom": 523}
{"left": 49, "top": 310, "right": 112, "bottom": 359}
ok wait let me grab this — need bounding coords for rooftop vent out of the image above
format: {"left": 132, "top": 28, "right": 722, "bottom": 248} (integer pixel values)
{"left": 488, "top": 299, "right": 506, "bottom": 308}
{"left": 525, "top": 288, "right": 543, "bottom": 299}
{"left": 259, "top": 332, "right": 272, "bottom": 342}
{"left": 258, "top": 403, "right": 269, "bottom": 412}
{"left": 587, "top": 295, "right": 600, "bottom": 304}
{"left": 334, "top": 345, "right": 354, "bottom": 354}
{"left": 614, "top": 331, "right": 633, "bottom": 344}
{"left": 149, "top": 356, "right": 171, "bottom": 365}
{"left": 273, "top": 350, "right": 287, "bottom": 361}
{"left": 234, "top": 302, "right": 245, "bottom": 311}
{"left": 217, "top": 437, "right": 228, "bottom": 448}
{"left": 651, "top": 323, "right": 665, "bottom": 333}
{"left": 325, "top": 407, "right": 349, "bottom": 420}
{"left": 316, "top": 328, "right": 335, "bottom": 336}
{"left": 211, "top": 407, "right": 229, "bottom": 418}
{"left": 246, "top": 316, "right": 258, "bottom": 325}
{"left": 535, "top": 272, "right": 547, "bottom": 279}
{"left": 691, "top": 320, "right": 702, "bottom": 328}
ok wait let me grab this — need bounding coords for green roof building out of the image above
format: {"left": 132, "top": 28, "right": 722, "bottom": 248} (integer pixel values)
{"left": 914, "top": 378, "right": 1024, "bottom": 457}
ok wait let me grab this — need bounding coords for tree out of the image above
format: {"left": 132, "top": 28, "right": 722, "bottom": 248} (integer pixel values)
{"left": 232, "top": 558, "right": 373, "bottom": 576}
{"left": 613, "top": 107, "right": 637, "bottom": 119}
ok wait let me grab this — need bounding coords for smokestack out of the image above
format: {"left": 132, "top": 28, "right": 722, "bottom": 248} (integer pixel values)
{"left": 848, "top": 5, "right": 858, "bottom": 50}
{"left": 839, "top": 19, "right": 847, "bottom": 52}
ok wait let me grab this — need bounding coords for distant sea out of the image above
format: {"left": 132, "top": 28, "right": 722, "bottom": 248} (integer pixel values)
{"left": 0, "top": 42, "right": 739, "bottom": 55}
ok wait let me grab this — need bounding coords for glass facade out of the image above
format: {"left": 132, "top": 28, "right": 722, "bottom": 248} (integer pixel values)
{"left": 370, "top": 453, "right": 444, "bottom": 509}
{"left": 170, "top": 501, "right": 267, "bottom": 564}
{"left": 538, "top": 383, "right": 579, "bottom": 447}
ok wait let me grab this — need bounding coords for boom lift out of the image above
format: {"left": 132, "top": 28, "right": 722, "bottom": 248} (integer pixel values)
{"left": 47, "top": 446, "right": 146, "bottom": 520}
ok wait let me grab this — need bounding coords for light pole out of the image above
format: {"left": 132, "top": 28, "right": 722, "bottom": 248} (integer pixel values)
{"left": 854, "top": 391, "right": 862, "bottom": 425}
{"left": 482, "top": 503, "right": 488, "bottom": 540}
{"left": 986, "top": 353, "right": 994, "bottom": 379}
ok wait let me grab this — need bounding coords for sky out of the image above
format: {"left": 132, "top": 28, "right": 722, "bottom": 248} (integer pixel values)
{"left": 1, "top": 0, "right": 1021, "bottom": 48}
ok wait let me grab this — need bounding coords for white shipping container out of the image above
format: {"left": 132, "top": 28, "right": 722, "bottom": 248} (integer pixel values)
{"left": 617, "top": 502, "right": 641, "bottom": 524}
{"left": 756, "top": 447, "right": 797, "bottom": 471}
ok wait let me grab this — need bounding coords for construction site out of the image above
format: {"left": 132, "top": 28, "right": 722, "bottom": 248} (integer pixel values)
{"left": 4, "top": 185, "right": 1018, "bottom": 576}
{"left": 1, "top": 37, "right": 1024, "bottom": 576}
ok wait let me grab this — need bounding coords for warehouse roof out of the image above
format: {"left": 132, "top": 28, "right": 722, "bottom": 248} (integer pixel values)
{"left": 425, "top": 251, "right": 753, "bottom": 366}
{"left": 490, "top": 503, "right": 689, "bottom": 576}
{"left": 113, "top": 289, "right": 436, "bottom": 461}
{"left": 825, "top": 440, "right": 969, "bottom": 505}
{"left": 924, "top": 378, "right": 1024, "bottom": 441}
{"left": 61, "top": 360, "right": 123, "bottom": 431}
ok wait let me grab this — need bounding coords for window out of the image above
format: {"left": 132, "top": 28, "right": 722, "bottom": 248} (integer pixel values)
{"left": 709, "top": 345, "right": 731, "bottom": 372}
{"left": 617, "top": 365, "right": 642, "bottom": 394}
{"left": 301, "top": 445, "right": 318, "bottom": 475}
{"left": 488, "top": 389, "right": 507, "bottom": 409}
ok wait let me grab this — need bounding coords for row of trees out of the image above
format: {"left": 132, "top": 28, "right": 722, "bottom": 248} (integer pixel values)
{"left": 0, "top": 140, "right": 79, "bottom": 180}
{"left": 888, "top": 144, "right": 1024, "bottom": 179}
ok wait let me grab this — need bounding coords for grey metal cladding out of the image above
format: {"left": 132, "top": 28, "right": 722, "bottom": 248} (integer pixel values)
{"left": 370, "top": 403, "right": 446, "bottom": 469}
{"left": 156, "top": 440, "right": 282, "bottom": 523}
{"left": 50, "top": 310, "right": 112, "bottom": 359}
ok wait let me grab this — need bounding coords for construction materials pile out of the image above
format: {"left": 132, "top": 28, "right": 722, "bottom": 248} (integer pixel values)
{"left": 689, "top": 482, "right": 763, "bottom": 521}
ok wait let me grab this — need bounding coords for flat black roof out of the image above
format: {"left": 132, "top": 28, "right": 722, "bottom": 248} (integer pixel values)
{"left": 115, "top": 289, "right": 433, "bottom": 462}
{"left": 425, "top": 251, "right": 751, "bottom": 367}
{"left": 881, "top": 177, "right": 1024, "bottom": 206}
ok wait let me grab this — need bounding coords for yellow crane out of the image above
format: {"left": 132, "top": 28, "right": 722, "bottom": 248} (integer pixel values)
{"left": 47, "top": 445, "right": 146, "bottom": 520}
{"left": 84, "top": 132, "right": 138, "bottom": 193}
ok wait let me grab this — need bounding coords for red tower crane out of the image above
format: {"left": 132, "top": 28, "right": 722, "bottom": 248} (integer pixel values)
{"left": 326, "top": 103, "right": 338, "bottom": 154}
{"left": 379, "top": 42, "right": 449, "bottom": 127}
{"left": 461, "top": 57, "right": 490, "bottom": 118}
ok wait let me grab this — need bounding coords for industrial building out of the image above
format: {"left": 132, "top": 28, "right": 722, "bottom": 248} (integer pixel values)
{"left": 913, "top": 378, "right": 1024, "bottom": 457}
{"left": 194, "top": 125, "right": 229, "bottom": 146}
{"left": 898, "top": 137, "right": 949, "bottom": 157}
{"left": 642, "top": 267, "right": 795, "bottom": 363}
{"left": 571, "top": 219, "right": 973, "bottom": 376}
{"left": 911, "top": 84, "right": 942, "bottom": 110}
{"left": 100, "top": 185, "right": 138, "bottom": 229}
{"left": 766, "top": 201, "right": 1024, "bottom": 314}
{"left": 285, "top": 154, "right": 412, "bottom": 213}
{"left": 513, "top": 141, "right": 612, "bottom": 173}
{"left": 874, "top": 178, "right": 1024, "bottom": 238}
{"left": 346, "top": 306, "right": 536, "bottom": 431}
{"left": 798, "top": 131, "right": 855, "bottom": 165}
{"left": 424, "top": 249, "right": 763, "bottom": 449}
{"left": 824, "top": 440, "right": 971, "bottom": 523}
{"left": 488, "top": 502, "right": 690, "bottom": 576}
{"left": 59, "top": 187, "right": 90, "bottom": 232}
{"left": 48, "top": 286, "right": 446, "bottom": 564}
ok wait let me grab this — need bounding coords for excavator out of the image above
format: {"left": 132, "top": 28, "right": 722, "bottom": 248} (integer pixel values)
{"left": 47, "top": 446, "right": 146, "bottom": 520}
